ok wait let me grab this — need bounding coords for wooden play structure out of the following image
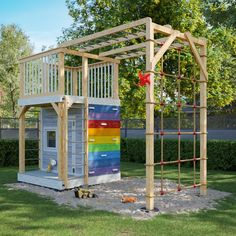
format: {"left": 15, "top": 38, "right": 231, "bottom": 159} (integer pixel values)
{"left": 18, "top": 18, "right": 207, "bottom": 211}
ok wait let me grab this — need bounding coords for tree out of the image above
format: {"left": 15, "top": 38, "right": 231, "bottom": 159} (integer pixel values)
{"left": 204, "top": 0, "right": 236, "bottom": 28}
{"left": 60, "top": 0, "right": 236, "bottom": 117}
{"left": 0, "top": 24, "right": 32, "bottom": 118}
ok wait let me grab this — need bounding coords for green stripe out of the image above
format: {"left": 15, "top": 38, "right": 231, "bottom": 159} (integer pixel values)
{"left": 89, "top": 143, "right": 120, "bottom": 152}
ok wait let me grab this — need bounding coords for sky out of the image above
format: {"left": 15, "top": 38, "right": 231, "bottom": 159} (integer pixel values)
{"left": 0, "top": 0, "right": 73, "bottom": 53}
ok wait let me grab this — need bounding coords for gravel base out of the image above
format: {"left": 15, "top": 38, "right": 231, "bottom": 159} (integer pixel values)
{"left": 6, "top": 177, "right": 231, "bottom": 220}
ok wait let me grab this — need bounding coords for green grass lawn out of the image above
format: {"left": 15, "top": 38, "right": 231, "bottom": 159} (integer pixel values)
{"left": 0, "top": 162, "right": 236, "bottom": 236}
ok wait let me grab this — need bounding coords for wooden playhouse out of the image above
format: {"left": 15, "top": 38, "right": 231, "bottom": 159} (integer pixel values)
{"left": 18, "top": 18, "right": 207, "bottom": 211}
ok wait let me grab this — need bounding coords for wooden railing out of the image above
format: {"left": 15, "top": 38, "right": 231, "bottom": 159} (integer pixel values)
{"left": 19, "top": 48, "right": 119, "bottom": 99}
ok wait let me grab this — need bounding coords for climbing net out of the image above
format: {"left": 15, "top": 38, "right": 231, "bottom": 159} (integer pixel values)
{"left": 145, "top": 47, "right": 206, "bottom": 195}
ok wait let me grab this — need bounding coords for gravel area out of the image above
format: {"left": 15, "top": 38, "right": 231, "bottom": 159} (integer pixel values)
{"left": 6, "top": 177, "right": 231, "bottom": 220}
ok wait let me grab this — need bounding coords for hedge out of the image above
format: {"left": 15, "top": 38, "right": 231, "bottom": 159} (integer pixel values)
{"left": 121, "top": 138, "right": 236, "bottom": 171}
{"left": 0, "top": 140, "right": 38, "bottom": 167}
{"left": 1, "top": 139, "right": 236, "bottom": 170}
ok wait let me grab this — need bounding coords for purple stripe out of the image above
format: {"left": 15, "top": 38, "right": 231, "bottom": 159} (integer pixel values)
{"left": 89, "top": 112, "right": 120, "bottom": 120}
{"left": 89, "top": 166, "right": 120, "bottom": 176}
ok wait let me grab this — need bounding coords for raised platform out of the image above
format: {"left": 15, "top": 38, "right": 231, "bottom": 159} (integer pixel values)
{"left": 18, "top": 170, "right": 121, "bottom": 190}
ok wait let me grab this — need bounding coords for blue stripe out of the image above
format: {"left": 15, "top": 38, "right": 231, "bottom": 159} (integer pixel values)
{"left": 88, "top": 104, "right": 120, "bottom": 113}
{"left": 89, "top": 158, "right": 120, "bottom": 168}
{"left": 89, "top": 151, "right": 120, "bottom": 160}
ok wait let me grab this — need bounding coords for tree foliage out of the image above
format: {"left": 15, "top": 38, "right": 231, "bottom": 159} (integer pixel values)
{"left": 0, "top": 25, "right": 32, "bottom": 117}
{"left": 60, "top": 0, "right": 236, "bottom": 118}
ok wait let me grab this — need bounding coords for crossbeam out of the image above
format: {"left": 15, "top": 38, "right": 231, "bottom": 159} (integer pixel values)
{"left": 100, "top": 42, "right": 147, "bottom": 57}
{"left": 63, "top": 48, "right": 120, "bottom": 64}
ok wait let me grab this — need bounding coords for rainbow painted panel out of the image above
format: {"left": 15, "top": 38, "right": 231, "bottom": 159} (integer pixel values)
{"left": 89, "top": 128, "right": 120, "bottom": 136}
{"left": 88, "top": 136, "right": 120, "bottom": 144}
{"left": 89, "top": 143, "right": 120, "bottom": 152}
{"left": 88, "top": 104, "right": 120, "bottom": 176}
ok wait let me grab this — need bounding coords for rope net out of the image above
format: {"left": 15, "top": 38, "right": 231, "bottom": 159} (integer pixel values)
{"left": 148, "top": 46, "right": 204, "bottom": 195}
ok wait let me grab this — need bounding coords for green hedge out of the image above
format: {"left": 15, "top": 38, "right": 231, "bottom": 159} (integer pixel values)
{"left": 1, "top": 139, "right": 236, "bottom": 170}
{"left": 121, "top": 138, "right": 236, "bottom": 171}
{"left": 0, "top": 140, "right": 38, "bottom": 167}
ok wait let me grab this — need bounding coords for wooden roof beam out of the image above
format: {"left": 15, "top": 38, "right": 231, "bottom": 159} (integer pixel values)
{"left": 60, "top": 17, "right": 151, "bottom": 48}
{"left": 99, "top": 42, "right": 147, "bottom": 57}
{"left": 63, "top": 48, "right": 120, "bottom": 64}
{"left": 79, "top": 31, "right": 146, "bottom": 52}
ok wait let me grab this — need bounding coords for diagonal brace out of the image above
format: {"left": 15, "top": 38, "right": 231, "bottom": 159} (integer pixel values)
{"left": 185, "top": 32, "right": 208, "bottom": 81}
{"left": 152, "top": 30, "right": 179, "bottom": 66}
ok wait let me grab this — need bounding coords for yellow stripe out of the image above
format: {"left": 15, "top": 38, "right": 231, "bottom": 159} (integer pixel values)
{"left": 88, "top": 136, "right": 120, "bottom": 144}
{"left": 88, "top": 128, "right": 120, "bottom": 136}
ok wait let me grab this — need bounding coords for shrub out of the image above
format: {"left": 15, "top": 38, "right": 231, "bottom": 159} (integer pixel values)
{"left": 121, "top": 138, "right": 236, "bottom": 171}
{"left": 0, "top": 140, "right": 38, "bottom": 167}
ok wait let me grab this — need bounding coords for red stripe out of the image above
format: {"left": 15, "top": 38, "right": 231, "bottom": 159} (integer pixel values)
{"left": 89, "top": 120, "right": 120, "bottom": 128}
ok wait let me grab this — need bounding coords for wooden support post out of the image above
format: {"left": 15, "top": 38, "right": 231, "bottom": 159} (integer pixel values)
{"left": 113, "top": 63, "right": 119, "bottom": 99}
{"left": 62, "top": 98, "right": 68, "bottom": 188}
{"left": 57, "top": 102, "right": 63, "bottom": 180}
{"left": 58, "top": 52, "right": 65, "bottom": 95}
{"left": 84, "top": 98, "right": 89, "bottom": 185}
{"left": 82, "top": 57, "right": 89, "bottom": 185}
{"left": 38, "top": 110, "right": 41, "bottom": 169}
{"left": 73, "top": 69, "right": 78, "bottom": 96}
{"left": 19, "top": 106, "right": 28, "bottom": 173}
{"left": 145, "top": 19, "right": 155, "bottom": 211}
{"left": 200, "top": 40, "right": 207, "bottom": 195}
{"left": 82, "top": 57, "right": 88, "bottom": 97}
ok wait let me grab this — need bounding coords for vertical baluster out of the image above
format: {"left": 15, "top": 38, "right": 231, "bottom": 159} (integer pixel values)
{"left": 90, "top": 67, "right": 93, "bottom": 97}
{"left": 93, "top": 66, "right": 97, "bottom": 98}
{"left": 101, "top": 64, "right": 103, "bottom": 98}
{"left": 98, "top": 65, "right": 100, "bottom": 98}
{"left": 108, "top": 63, "right": 110, "bottom": 98}
{"left": 104, "top": 63, "right": 107, "bottom": 98}
{"left": 111, "top": 63, "right": 114, "bottom": 98}
{"left": 70, "top": 69, "right": 73, "bottom": 95}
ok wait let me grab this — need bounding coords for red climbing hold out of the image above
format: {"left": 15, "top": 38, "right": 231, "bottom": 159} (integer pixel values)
{"left": 138, "top": 71, "right": 150, "bottom": 87}
{"left": 160, "top": 190, "right": 165, "bottom": 195}
{"left": 177, "top": 186, "right": 181, "bottom": 192}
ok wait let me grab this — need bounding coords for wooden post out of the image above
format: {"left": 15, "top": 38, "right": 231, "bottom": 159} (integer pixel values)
{"left": 84, "top": 98, "right": 89, "bottom": 185}
{"left": 19, "top": 106, "right": 28, "bottom": 173}
{"left": 62, "top": 98, "right": 68, "bottom": 187}
{"left": 200, "top": 40, "right": 207, "bottom": 195}
{"left": 113, "top": 63, "right": 119, "bottom": 99}
{"left": 82, "top": 57, "right": 89, "bottom": 185}
{"left": 58, "top": 52, "right": 65, "bottom": 95}
{"left": 57, "top": 102, "right": 62, "bottom": 180}
{"left": 145, "top": 19, "right": 155, "bottom": 211}
{"left": 73, "top": 69, "right": 78, "bottom": 96}
{"left": 82, "top": 57, "right": 88, "bottom": 97}
{"left": 38, "top": 110, "right": 41, "bottom": 169}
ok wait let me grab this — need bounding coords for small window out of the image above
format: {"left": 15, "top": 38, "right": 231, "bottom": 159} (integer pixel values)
{"left": 47, "top": 130, "right": 56, "bottom": 148}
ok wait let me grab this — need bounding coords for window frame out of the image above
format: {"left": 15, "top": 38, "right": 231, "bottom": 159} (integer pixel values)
{"left": 44, "top": 127, "right": 57, "bottom": 152}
